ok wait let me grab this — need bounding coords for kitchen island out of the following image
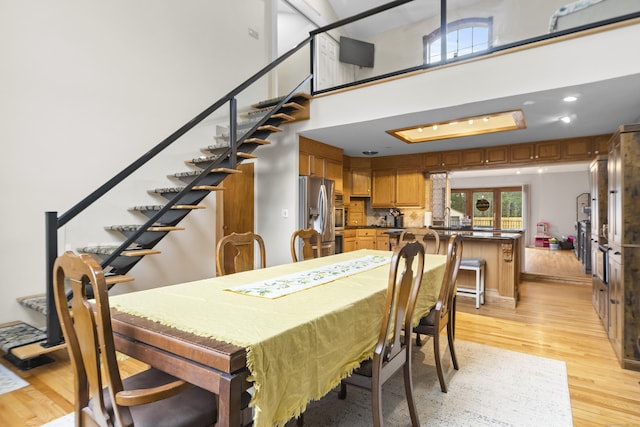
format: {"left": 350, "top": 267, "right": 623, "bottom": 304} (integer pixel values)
{"left": 390, "top": 227, "right": 524, "bottom": 308}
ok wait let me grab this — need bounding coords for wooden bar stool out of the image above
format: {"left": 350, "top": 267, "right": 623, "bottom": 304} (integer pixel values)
{"left": 456, "top": 258, "right": 485, "bottom": 309}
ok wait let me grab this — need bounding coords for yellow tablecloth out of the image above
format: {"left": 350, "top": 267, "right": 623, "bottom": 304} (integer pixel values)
{"left": 109, "top": 249, "right": 446, "bottom": 427}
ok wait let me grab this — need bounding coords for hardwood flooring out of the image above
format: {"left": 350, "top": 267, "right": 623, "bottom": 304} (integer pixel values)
{"left": 1, "top": 258, "right": 639, "bottom": 426}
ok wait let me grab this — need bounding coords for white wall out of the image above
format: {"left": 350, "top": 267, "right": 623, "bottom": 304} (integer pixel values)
{"left": 0, "top": 1, "right": 270, "bottom": 326}
{"left": 449, "top": 169, "right": 590, "bottom": 244}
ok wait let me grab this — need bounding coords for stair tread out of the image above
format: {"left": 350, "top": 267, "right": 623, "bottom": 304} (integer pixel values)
{"left": 251, "top": 92, "right": 311, "bottom": 109}
{"left": 9, "top": 341, "right": 66, "bottom": 359}
{"left": 237, "top": 152, "right": 256, "bottom": 159}
{"left": 80, "top": 245, "right": 162, "bottom": 256}
{"left": 131, "top": 204, "right": 206, "bottom": 211}
{"left": 106, "top": 225, "right": 185, "bottom": 232}
{"left": 257, "top": 124, "right": 281, "bottom": 132}
{"left": 244, "top": 138, "right": 271, "bottom": 145}
{"left": 150, "top": 185, "right": 223, "bottom": 193}
{"left": 170, "top": 169, "right": 240, "bottom": 179}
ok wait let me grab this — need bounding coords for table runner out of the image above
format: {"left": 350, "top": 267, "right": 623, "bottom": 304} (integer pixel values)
{"left": 109, "top": 250, "right": 446, "bottom": 427}
{"left": 226, "top": 255, "right": 390, "bottom": 298}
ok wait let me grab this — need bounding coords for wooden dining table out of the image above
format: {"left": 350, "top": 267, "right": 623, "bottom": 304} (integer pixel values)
{"left": 109, "top": 249, "right": 446, "bottom": 427}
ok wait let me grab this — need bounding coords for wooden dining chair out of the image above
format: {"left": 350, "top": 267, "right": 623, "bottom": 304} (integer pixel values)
{"left": 216, "top": 231, "right": 266, "bottom": 276}
{"left": 413, "top": 234, "right": 463, "bottom": 393}
{"left": 337, "top": 238, "right": 425, "bottom": 427}
{"left": 290, "top": 228, "right": 322, "bottom": 262}
{"left": 53, "top": 251, "right": 253, "bottom": 427}
{"left": 400, "top": 229, "right": 440, "bottom": 254}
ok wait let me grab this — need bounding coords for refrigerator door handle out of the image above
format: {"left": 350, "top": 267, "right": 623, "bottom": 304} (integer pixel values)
{"left": 319, "top": 183, "right": 328, "bottom": 234}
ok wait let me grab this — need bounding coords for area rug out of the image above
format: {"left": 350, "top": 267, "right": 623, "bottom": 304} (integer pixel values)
{"left": 285, "top": 339, "right": 573, "bottom": 426}
{"left": 0, "top": 363, "right": 28, "bottom": 395}
{"left": 41, "top": 340, "right": 573, "bottom": 426}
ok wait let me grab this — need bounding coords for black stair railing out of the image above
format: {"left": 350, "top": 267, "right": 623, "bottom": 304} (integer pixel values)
{"left": 42, "top": 0, "right": 413, "bottom": 349}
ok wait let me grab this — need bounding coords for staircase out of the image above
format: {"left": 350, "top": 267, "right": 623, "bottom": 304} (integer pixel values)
{"left": 8, "top": 92, "right": 311, "bottom": 369}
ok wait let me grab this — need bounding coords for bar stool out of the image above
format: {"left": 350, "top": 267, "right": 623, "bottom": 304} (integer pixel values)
{"left": 456, "top": 258, "right": 485, "bottom": 309}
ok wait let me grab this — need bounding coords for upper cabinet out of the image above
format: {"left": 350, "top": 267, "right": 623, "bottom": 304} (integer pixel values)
{"left": 371, "top": 156, "right": 424, "bottom": 208}
{"left": 347, "top": 157, "right": 372, "bottom": 197}
{"left": 299, "top": 136, "right": 343, "bottom": 193}
{"left": 510, "top": 140, "right": 560, "bottom": 163}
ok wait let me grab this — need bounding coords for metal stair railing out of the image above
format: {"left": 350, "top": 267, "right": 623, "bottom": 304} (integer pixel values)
{"left": 42, "top": 0, "right": 414, "bottom": 349}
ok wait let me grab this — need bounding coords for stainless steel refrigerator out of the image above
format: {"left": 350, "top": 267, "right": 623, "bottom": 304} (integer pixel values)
{"left": 298, "top": 176, "right": 335, "bottom": 256}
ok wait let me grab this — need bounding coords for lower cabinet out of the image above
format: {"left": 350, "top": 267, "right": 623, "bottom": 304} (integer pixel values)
{"left": 343, "top": 229, "right": 356, "bottom": 252}
{"left": 356, "top": 229, "right": 376, "bottom": 250}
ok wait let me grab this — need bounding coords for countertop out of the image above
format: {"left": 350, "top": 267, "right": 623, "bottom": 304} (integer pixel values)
{"left": 344, "top": 225, "right": 522, "bottom": 241}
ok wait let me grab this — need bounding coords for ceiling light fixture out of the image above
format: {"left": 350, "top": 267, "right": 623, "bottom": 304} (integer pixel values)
{"left": 387, "top": 110, "right": 526, "bottom": 144}
{"left": 563, "top": 96, "right": 578, "bottom": 102}
{"left": 560, "top": 116, "right": 571, "bottom": 124}
{"left": 362, "top": 150, "right": 378, "bottom": 156}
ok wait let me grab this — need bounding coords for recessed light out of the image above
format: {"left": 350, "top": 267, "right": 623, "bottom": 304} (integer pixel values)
{"left": 362, "top": 150, "right": 378, "bottom": 156}
{"left": 563, "top": 96, "right": 578, "bottom": 102}
{"left": 560, "top": 116, "right": 571, "bottom": 124}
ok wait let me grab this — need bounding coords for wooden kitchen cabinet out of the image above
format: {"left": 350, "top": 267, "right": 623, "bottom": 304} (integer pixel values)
{"left": 342, "top": 167, "right": 351, "bottom": 204}
{"left": 376, "top": 229, "right": 390, "bottom": 251}
{"left": 534, "top": 140, "right": 561, "bottom": 161}
{"left": 351, "top": 168, "right": 371, "bottom": 197}
{"left": 371, "top": 169, "right": 394, "bottom": 207}
{"left": 343, "top": 229, "right": 356, "bottom": 252}
{"left": 423, "top": 152, "right": 442, "bottom": 170}
{"left": 347, "top": 199, "right": 365, "bottom": 226}
{"left": 562, "top": 137, "right": 595, "bottom": 161}
{"left": 484, "top": 146, "right": 509, "bottom": 165}
{"left": 371, "top": 168, "right": 424, "bottom": 208}
{"left": 439, "top": 151, "right": 463, "bottom": 168}
{"left": 509, "top": 143, "right": 535, "bottom": 163}
{"left": 461, "top": 148, "right": 485, "bottom": 167}
{"left": 325, "top": 159, "right": 343, "bottom": 193}
{"left": 356, "top": 228, "right": 376, "bottom": 250}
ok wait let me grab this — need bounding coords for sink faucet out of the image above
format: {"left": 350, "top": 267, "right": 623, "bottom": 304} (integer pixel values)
{"left": 444, "top": 206, "right": 450, "bottom": 228}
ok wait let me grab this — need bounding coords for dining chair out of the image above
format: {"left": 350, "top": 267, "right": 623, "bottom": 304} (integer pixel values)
{"left": 337, "top": 238, "right": 425, "bottom": 427}
{"left": 400, "top": 229, "right": 440, "bottom": 255}
{"left": 290, "top": 228, "right": 322, "bottom": 262}
{"left": 53, "top": 251, "right": 253, "bottom": 427}
{"left": 216, "top": 231, "right": 266, "bottom": 276}
{"left": 413, "top": 233, "right": 463, "bottom": 393}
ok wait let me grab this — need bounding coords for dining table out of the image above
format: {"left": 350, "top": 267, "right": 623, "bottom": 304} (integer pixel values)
{"left": 109, "top": 249, "right": 446, "bottom": 427}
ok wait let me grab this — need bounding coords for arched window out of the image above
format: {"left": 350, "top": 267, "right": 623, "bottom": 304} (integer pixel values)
{"left": 423, "top": 17, "right": 493, "bottom": 64}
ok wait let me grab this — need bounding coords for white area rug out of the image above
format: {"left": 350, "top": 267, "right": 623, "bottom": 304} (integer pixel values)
{"left": 0, "top": 363, "right": 28, "bottom": 395}
{"left": 42, "top": 340, "right": 573, "bottom": 426}
{"left": 41, "top": 413, "right": 73, "bottom": 427}
{"left": 286, "top": 339, "right": 573, "bottom": 426}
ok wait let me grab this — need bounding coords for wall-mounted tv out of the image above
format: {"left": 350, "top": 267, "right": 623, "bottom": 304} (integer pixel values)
{"left": 339, "top": 36, "right": 375, "bottom": 68}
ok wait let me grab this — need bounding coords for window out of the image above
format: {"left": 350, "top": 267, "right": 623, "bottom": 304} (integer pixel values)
{"left": 450, "top": 187, "right": 522, "bottom": 230}
{"left": 424, "top": 17, "right": 493, "bottom": 64}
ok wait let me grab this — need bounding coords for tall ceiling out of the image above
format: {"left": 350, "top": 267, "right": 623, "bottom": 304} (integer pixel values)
{"left": 282, "top": 0, "right": 640, "bottom": 171}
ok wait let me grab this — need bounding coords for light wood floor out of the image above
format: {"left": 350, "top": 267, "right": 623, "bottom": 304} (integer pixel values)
{"left": 524, "top": 246, "right": 591, "bottom": 280}
{"left": 1, "top": 272, "right": 639, "bottom": 425}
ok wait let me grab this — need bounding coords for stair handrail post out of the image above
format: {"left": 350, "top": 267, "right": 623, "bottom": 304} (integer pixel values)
{"left": 44, "top": 211, "right": 64, "bottom": 347}
{"left": 229, "top": 97, "right": 238, "bottom": 169}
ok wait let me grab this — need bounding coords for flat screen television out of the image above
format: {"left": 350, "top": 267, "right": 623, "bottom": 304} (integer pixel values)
{"left": 339, "top": 36, "right": 374, "bottom": 68}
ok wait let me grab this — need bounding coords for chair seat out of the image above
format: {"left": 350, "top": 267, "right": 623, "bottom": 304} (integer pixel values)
{"left": 460, "top": 258, "right": 485, "bottom": 268}
{"left": 95, "top": 368, "right": 253, "bottom": 427}
{"left": 417, "top": 307, "right": 436, "bottom": 327}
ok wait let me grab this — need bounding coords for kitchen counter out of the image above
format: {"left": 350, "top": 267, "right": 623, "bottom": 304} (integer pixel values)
{"left": 385, "top": 227, "right": 523, "bottom": 308}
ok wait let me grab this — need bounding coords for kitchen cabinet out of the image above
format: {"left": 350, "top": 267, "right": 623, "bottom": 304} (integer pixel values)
{"left": 484, "top": 146, "right": 509, "bottom": 165}
{"left": 343, "top": 229, "right": 356, "bottom": 252}
{"left": 299, "top": 136, "right": 343, "bottom": 191}
{"left": 509, "top": 140, "right": 560, "bottom": 163}
{"left": 606, "top": 124, "right": 640, "bottom": 371}
{"left": 423, "top": 152, "right": 441, "bottom": 170}
{"left": 356, "top": 228, "right": 376, "bottom": 250}
{"left": 351, "top": 168, "right": 371, "bottom": 197}
{"left": 325, "top": 159, "right": 343, "bottom": 193}
{"left": 342, "top": 167, "right": 351, "bottom": 204}
{"left": 371, "top": 168, "right": 424, "bottom": 208}
{"left": 439, "top": 151, "right": 463, "bottom": 168}
{"left": 563, "top": 137, "right": 595, "bottom": 161}
{"left": 461, "top": 149, "right": 485, "bottom": 167}
{"left": 376, "top": 229, "right": 390, "bottom": 251}
{"left": 347, "top": 199, "right": 365, "bottom": 226}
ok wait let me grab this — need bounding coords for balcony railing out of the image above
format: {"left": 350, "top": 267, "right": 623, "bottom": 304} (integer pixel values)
{"left": 304, "top": 0, "right": 640, "bottom": 95}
